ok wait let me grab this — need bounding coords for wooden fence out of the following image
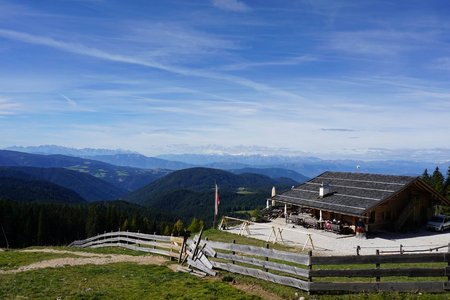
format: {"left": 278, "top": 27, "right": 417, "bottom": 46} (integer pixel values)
{"left": 70, "top": 231, "right": 450, "bottom": 293}
{"left": 69, "top": 231, "right": 185, "bottom": 260}
{"left": 188, "top": 238, "right": 450, "bottom": 293}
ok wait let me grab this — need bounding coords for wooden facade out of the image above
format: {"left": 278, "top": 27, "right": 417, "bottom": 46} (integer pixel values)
{"left": 271, "top": 172, "right": 449, "bottom": 233}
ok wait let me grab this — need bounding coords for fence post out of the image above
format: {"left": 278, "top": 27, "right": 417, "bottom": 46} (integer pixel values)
{"left": 232, "top": 240, "right": 236, "bottom": 264}
{"left": 447, "top": 243, "right": 450, "bottom": 282}
{"left": 307, "top": 250, "right": 313, "bottom": 282}
{"left": 400, "top": 244, "right": 403, "bottom": 254}
{"left": 356, "top": 245, "right": 361, "bottom": 256}
{"left": 265, "top": 243, "right": 269, "bottom": 272}
{"left": 375, "top": 249, "right": 380, "bottom": 282}
{"left": 179, "top": 235, "right": 187, "bottom": 263}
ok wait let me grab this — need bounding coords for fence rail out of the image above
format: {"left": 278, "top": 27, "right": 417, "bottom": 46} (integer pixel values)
{"left": 69, "top": 231, "right": 184, "bottom": 259}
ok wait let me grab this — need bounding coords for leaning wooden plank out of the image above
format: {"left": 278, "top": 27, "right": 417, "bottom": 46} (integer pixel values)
{"left": 212, "top": 261, "right": 309, "bottom": 291}
{"left": 176, "top": 266, "right": 192, "bottom": 273}
{"left": 310, "top": 267, "right": 447, "bottom": 278}
{"left": 311, "top": 253, "right": 449, "bottom": 265}
{"left": 190, "top": 271, "right": 207, "bottom": 278}
{"left": 214, "top": 252, "right": 309, "bottom": 278}
{"left": 187, "top": 258, "right": 216, "bottom": 276}
{"left": 206, "top": 241, "right": 310, "bottom": 265}
{"left": 192, "top": 227, "right": 204, "bottom": 258}
{"left": 309, "top": 281, "right": 447, "bottom": 293}
{"left": 195, "top": 251, "right": 214, "bottom": 270}
{"left": 198, "top": 241, "right": 217, "bottom": 257}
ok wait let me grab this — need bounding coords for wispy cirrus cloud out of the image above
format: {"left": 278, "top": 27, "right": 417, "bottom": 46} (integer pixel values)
{"left": 212, "top": 0, "right": 250, "bottom": 12}
{"left": 321, "top": 128, "right": 355, "bottom": 132}
{"left": 219, "top": 55, "right": 317, "bottom": 71}
{"left": 0, "top": 28, "right": 308, "bottom": 103}
{"left": 61, "top": 94, "right": 77, "bottom": 108}
{"left": 329, "top": 30, "right": 436, "bottom": 56}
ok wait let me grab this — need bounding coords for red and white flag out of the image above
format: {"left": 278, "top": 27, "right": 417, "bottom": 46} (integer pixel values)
{"left": 214, "top": 184, "right": 220, "bottom": 216}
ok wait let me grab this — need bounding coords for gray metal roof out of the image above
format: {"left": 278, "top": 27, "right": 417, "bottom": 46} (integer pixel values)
{"left": 273, "top": 171, "right": 418, "bottom": 216}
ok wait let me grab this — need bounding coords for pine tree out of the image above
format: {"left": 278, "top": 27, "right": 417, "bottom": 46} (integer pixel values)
{"left": 432, "top": 166, "right": 445, "bottom": 195}
{"left": 444, "top": 166, "right": 450, "bottom": 199}
{"left": 85, "top": 206, "right": 97, "bottom": 237}
{"left": 422, "top": 169, "right": 432, "bottom": 185}
{"left": 173, "top": 219, "right": 184, "bottom": 236}
{"left": 187, "top": 217, "right": 200, "bottom": 233}
{"left": 122, "top": 218, "right": 129, "bottom": 231}
{"left": 163, "top": 224, "right": 171, "bottom": 236}
{"left": 199, "top": 219, "right": 205, "bottom": 230}
{"left": 36, "top": 209, "right": 45, "bottom": 246}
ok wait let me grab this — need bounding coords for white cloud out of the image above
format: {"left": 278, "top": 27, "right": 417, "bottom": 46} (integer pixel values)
{"left": 0, "top": 96, "right": 21, "bottom": 115}
{"left": 212, "top": 0, "right": 250, "bottom": 12}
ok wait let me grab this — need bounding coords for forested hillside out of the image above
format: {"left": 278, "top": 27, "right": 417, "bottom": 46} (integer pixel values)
{"left": 0, "top": 177, "right": 85, "bottom": 204}
{"left": 0, "top": 200, "right": 176, "bottom": 248}
{"left": 126, "top": 167, "right": 297, "bottom": 224}
{"left": 0, "top": 167, "right": 126, "bottom": 201}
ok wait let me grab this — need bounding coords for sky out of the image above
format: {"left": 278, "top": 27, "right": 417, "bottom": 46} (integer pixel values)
{"left": 1, "top": 0, "right": 450, "bottom": 158}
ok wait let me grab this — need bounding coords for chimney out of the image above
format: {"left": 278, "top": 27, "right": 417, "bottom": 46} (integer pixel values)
{"left": 319, "top": 183, "right": 330, "bottom": 198}
{"left": 271, "top": 186, "right": 276, "bottom": 207}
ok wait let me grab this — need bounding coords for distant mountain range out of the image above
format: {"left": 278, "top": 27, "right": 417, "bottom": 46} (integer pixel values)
{"left": 5, "top": 145, "right": 136, "bottom": 157}
{"left": 5, "top": 145, "right": 448, "bottom": 178}
{"left": 83, "top": 153, "right": 192, "bottom": 170}
{"left": 158, "top": 154, "right": 448, "bottom": 177}
{"left": 0, "top": 150, "right": 170, "bottom": 191}
{"left": 229, "top": 167, "right": 309, "bottom": 183}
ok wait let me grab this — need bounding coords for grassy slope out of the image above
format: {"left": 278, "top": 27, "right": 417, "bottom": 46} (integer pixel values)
{"left": 0, "top": 263, "right": 259, "bottom": 300}
{"left": 0, "top": 248, "right": 259, "bottom": 299}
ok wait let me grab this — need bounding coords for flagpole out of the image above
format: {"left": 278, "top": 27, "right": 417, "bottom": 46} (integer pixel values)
{"left": 213, "top": 182, "right": 219, "bottom": 229}
{"left": 213, "top": 182, "right": 217, "bottom": 228}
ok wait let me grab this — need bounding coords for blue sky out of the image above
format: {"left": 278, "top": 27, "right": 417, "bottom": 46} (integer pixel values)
{"left": 1, "top": 0, "right": 449, "bottom": 157}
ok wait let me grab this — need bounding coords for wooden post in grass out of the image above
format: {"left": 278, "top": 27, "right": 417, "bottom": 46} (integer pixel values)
{"left": 232, "top": 240, "right": 236, "bottom": 264}
{"left": 375, "top": 249, "right": 380, "bottom": 282}
{"left": 307, "top": 250, "right": 313, "bottom": 282}
{"left": 447, "top": 243, "right": 450, "bottom": 282}
{"left": 265, "top": 243, "right": 269, "bottom": 272}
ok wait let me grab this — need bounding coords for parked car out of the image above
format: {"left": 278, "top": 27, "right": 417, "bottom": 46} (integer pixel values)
{"left": 426, "top": 214, "right": 450, "bottom": 232}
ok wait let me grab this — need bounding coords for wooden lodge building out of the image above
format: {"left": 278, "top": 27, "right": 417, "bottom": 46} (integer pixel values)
{"left": 270, "top": 171, "right": 449, "bottom": 233}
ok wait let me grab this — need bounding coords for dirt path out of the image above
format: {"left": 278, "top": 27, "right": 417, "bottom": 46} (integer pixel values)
{"left": 0, "top": 248, "right": 167, "bottom": 275}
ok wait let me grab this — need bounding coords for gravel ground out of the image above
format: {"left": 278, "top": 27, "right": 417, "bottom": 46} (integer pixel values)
{"left": 225, "top": 217, "right": 450, "bottom": 256}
